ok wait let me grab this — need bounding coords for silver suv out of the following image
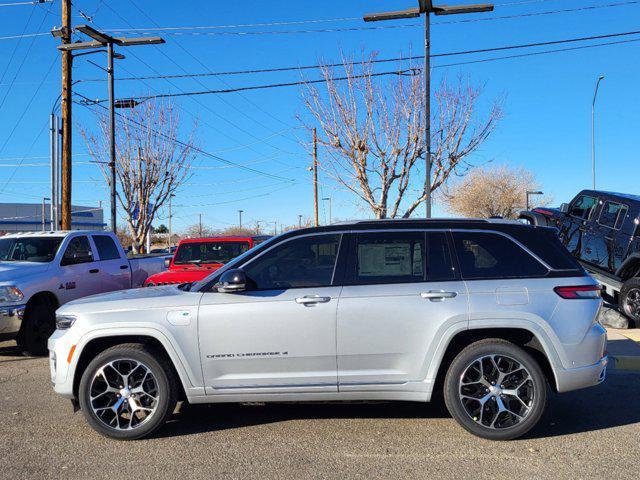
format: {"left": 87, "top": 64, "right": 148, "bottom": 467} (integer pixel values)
{"left": 49, "top": 219, "right": 607, "bottom": 440}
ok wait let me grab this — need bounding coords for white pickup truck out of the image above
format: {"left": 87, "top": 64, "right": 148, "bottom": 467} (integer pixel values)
{"left": 0, "top": 230, "right": 166, "bottom": 355}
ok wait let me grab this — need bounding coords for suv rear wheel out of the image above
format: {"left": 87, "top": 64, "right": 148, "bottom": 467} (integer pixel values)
{"left": 78, "top": 343, "right": 177, "bottom": 440}
{"left": 444, "top": 339, "right": 548, "bottom": 441}
{"left": 620, "top": 277, "right": 640, "bottom": 327}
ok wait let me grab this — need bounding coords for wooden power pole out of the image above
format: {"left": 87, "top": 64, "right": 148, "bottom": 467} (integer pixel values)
{"left": 312, "top": 128, "right": 319, "bottom": 227}
{"left": 60, "top": 0, "right": 73, "bottom": 230}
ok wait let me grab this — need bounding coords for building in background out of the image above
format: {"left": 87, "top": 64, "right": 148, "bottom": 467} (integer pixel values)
{"left": 0, "top": 203, "right": 105, "bottom": 233}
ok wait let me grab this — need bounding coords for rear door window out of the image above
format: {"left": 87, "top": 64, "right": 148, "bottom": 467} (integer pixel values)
{"left": 598, "top": 201, "right": 628, "bottom": 230}
{"left": 92, "top": 235, "right": 121, "bottom": 260}
{"left": 569, "top": 195, "right": 598, "bottom": 220}
{"left": 452, "top": 232, "right": 548, "bottom": 279}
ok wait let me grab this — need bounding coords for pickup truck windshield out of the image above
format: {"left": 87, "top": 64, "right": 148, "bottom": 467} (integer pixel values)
{"left": 173, "top": 241, "right": 250, "bottom": 265}
{"left": 0, "top": 237, "right": 63, "bottom": 263}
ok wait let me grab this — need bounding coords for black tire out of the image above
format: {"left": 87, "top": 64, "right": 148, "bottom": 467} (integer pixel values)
{"left": 18, "top": 299, "right": 56, "bottom": 356}
{"left": 78, "top": 343, "right": 178, "bottom": 440}
{"left": 443, "top": 339, "right": 548, "bottom": 441}
{"left": 620, "top": 277, "right": 640, "bottom": 327}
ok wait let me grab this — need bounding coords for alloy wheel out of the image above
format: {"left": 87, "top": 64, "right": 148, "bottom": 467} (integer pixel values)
{"left": 458, "top": 354, "right": 534, "bottom": 430}
{"left": 89, "top": 359, "right": 159, "bottom": 431}
{"left": 623, "top": 288, "right": 640, "bottom": 321}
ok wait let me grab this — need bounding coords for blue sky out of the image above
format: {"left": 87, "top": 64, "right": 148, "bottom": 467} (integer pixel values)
{"left": 0, "top": 0, "right": 638, "bottom": 232}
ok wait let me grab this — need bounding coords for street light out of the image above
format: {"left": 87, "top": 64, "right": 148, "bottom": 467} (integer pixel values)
{"left": 364, "top": 1, "right": 493, "bottom": 218}
{"left": 592, "top": 75, "right": 605, "bottom": 190}
{"left": 58, "top": 25, "right": 165, "bottom": 233}
{"left": 322, "top": 197, "right": 332, "bottom": 225}
{"left": 526, "top": 190, "right": 543, "bottom": 211}
{"left": 238, "top": 209, "right": 244, "bottom": 229}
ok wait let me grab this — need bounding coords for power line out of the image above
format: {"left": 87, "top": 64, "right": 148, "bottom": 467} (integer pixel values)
{"left": 0, "top": 0, "right": 55, "bottom": 112}
{"left": 78, "top": 29, "right": 640, "bottom": 84}
{"left": 81, "top": 30, "right": 640, "bottom": 104}
{"left": 74, "top": 92, "right": 296, "bottom": 182}
{"left": 0, "top": 2, "right": 36, "bottom": 85}
{"left": 0, "top": 0, "right": 50, "bottom": 6}
{"left": 81, "top": 68, "right": 418, "bottom": 104}
{"left": 101, "top": 1, "right": 640, "bottom": 36}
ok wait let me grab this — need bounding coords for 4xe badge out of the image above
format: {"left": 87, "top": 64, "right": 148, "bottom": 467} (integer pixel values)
{"left": 59, "top": 281, "right": 76, "bottom": 290}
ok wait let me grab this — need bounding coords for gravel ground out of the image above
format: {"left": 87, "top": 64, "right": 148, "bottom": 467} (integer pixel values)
{"left": 1, "top": 340, "right": 639, "bottom": 480}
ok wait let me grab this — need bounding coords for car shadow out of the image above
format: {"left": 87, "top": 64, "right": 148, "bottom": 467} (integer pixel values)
{"left": 155, "top": 372, "right": 640, "bottom": 440}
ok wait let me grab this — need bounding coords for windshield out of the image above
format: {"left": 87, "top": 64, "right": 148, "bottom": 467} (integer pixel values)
{"left": 173, "top": 241, "right": 250, "bottom": 265}
{"left": 0, "top": 236, "right": 63, "bottom": 263}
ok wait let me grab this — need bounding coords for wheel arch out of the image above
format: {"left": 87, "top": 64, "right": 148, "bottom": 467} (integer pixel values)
{"left": 17, "top": 291, "right": 59, "bottom": 340}
{"left": 616, "top": 255, "right": 640, "bottom": 281}
{"left": 72, "top": 334, "right": 190, "bottom": 402}
{"left": 431, "top": 327, "right": 558, "bottom": 394}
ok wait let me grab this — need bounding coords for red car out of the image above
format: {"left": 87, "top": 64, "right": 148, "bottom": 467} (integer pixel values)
{"left": 144, "top": 235, "right": 270, "bottom": 286}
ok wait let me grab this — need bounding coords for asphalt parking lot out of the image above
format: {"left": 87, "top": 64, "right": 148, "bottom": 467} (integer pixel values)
{"left": 1, "top": 340, "right": 639, "bottom": 480}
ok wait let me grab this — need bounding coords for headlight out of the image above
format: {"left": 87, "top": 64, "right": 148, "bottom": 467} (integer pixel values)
{"left": 0, "top": 286, "right": 24, "bottom": 303}
{"left": 55, "top": 315, "right": 77, "bottom": 330}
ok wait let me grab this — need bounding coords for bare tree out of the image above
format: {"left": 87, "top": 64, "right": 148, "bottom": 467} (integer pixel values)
{"left": 82, "top": 101, "right": 197, "bottom": 253}
{"left": 442, "top": 164, "right": 550, "bottom": 219}
{"left": 300, "top": 54, "right": 502, "bottom": 218}
{"left": 183, "top": 223, "right": 216, "bottom": 238}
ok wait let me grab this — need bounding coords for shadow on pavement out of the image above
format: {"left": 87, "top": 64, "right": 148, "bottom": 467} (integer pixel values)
{"left": 156, "top": 371, "right": 640, "bottom": 440}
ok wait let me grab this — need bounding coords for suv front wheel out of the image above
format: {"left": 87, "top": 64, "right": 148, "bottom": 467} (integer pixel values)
{"left": 444, "top": 339, "right": 548, "bottom": 441}
{"left": 78, "top": 343, "right": 178, "bottom": 440}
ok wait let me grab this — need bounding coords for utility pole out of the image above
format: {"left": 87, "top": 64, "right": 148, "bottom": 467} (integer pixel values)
{"left": 298, "top": 214, "right": 302, "bottom": 228}
{"left": 273, "top": 221, "right": 278, "bottom": 235}
{"left": 56, "top": 25, "right": 164, "bottom": 232}
{"left": 60, "top": 0, "right": 72, "bottom": 230}
{"left": 592, "top": 75, "right": 605, "bottom": 190}
{"left": 238, "top": 209, "right": 244, "bottom": 229}
{"left": 50, "top": 114, "right": 58, "bottom": 230}
{"left": 312, "top": 128, "right": 319, "bottom": 227}
{"left": 199, "top": 213, "right": 203, "bottom": 237}
{"left": 364, "top": 0, "right": 493, "bottom": 218}
{"left": 168, "top": 194, "right": 174, "bottom": 248}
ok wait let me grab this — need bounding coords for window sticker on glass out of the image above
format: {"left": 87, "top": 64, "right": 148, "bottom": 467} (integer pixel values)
{"left": 358, "top": 243, "right": 414, "bottom": 277}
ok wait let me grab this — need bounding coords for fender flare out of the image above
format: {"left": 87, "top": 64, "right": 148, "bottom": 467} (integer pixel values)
{"left": 616, "top": 253, "right": 640, "bottom": 281}
{"left": 424, "top": 318, "right": 564, "bottom": 389}
{"left": 518, "top": 210, "right": 550, "bottom": 227}
{"left": 69, "top": 325, "right": 204, "bottom": 398}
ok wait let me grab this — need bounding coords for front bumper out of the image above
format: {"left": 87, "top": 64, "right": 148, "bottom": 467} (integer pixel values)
{"left": 0, "top": 304, "right": 25, "bottom": 338}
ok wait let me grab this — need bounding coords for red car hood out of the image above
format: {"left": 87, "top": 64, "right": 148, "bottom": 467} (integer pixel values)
{"left": 145, "top": 264, "right": 223, "bottom": 285}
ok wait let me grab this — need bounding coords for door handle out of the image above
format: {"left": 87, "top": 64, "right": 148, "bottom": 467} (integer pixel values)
{"left": 421, "top": 290, "right": 458, "bottom": 302}
{"left": 295, "top": 295, "right": 331, "bottom": 305}
{"left": 89, "top": 268, "right": 99, "bottom": 274}
{"left": 120, "top": 265, "right": 129, "bottom": 270}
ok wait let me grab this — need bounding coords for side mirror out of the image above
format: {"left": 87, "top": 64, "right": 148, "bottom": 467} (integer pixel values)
{"left": 164, "top": 257, "right": 171, "bottom": 268}
{"left": 560, "top": 203, "right": 569, "bottom": 214}
{"left": 215, "top": 268, "right": 247, "bottom": 293}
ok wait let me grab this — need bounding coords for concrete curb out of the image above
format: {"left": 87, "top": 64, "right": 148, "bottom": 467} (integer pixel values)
{"left": 609, "top": 355, "right": 640, "bottom": 372}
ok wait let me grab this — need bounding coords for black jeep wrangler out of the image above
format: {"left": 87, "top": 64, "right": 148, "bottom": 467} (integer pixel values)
{"left": 520, "top": 189, "right": 640, "bottom": 325}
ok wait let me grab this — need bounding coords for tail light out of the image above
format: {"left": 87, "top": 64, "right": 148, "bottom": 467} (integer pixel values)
{"left": 554, "top": 285, "right": 601, "bottom": 299}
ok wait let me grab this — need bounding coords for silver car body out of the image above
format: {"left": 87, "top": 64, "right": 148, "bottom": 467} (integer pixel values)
{"left": 49, "top": 225, "right": 607, "bottom": 405}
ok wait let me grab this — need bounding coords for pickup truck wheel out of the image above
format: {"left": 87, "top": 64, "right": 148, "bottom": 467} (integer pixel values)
{"left": 444, "top": 339, "right": 548, "bottom": 441}
{"left": 620, "top": 278, "right": 640, "bottom": 326}
{"left": 78, "top": 343, "right": 177, "bottom": 440}
{"left": 19, "top": 301, "right": 56, "bottom": 356}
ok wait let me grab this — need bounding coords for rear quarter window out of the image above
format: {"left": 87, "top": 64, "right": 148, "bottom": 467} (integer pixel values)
{"left": 452, "top": 231, "right": 548, "bottom": 279}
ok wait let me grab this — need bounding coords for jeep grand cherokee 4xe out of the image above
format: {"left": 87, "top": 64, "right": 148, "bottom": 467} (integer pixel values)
{"left": 49, "top": 219, "right": 607, "bottom": 441}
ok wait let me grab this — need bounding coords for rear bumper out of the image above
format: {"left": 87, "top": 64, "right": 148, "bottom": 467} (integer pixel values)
{"left": 0, "top": 304, "right": 25, "bottom": 338}
{"left": 555, "top": 354, "right": 608, "bottom": 393}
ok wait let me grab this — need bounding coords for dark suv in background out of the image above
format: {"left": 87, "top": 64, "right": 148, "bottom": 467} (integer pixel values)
{"left": 520, "top": 190, "right": 640, "bottom": 325}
